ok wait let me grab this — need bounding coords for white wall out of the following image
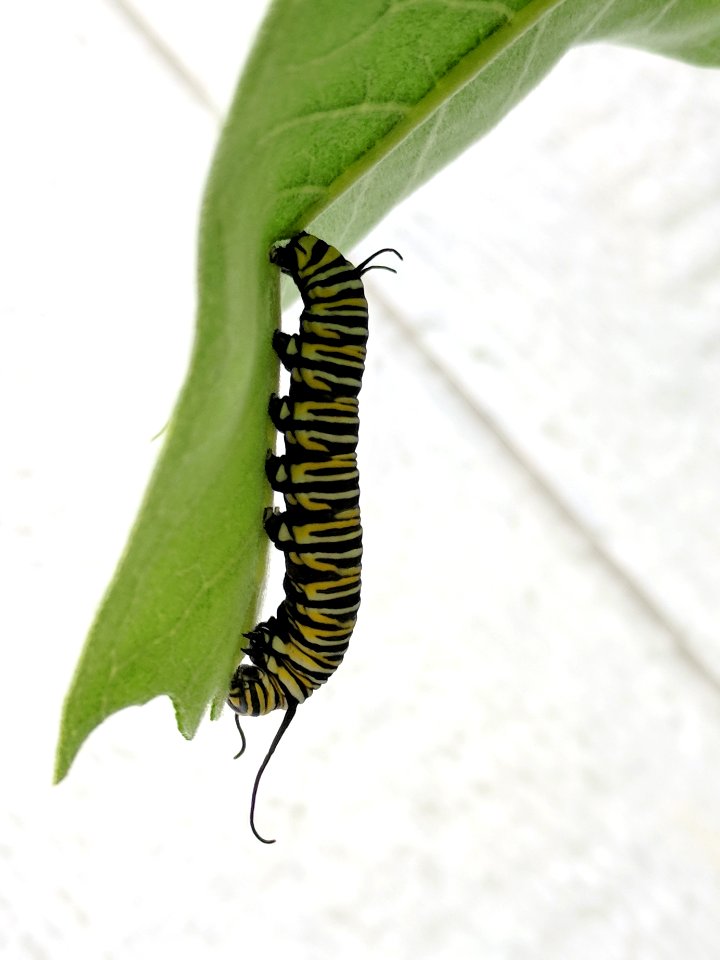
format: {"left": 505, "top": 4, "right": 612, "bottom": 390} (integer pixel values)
{"left": 3, "top": 3, "right": 720, "bottom": 957}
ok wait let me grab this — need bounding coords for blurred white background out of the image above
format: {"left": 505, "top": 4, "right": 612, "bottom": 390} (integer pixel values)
{"left": 3, "top": 2, "right": 720, "bottom": 957}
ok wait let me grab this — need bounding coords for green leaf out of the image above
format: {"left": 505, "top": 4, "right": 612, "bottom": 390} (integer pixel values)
{"left": 55, "top": 0, "right": 720, "bottom": 781}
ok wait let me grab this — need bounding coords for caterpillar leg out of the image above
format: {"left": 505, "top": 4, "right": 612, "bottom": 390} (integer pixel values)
{"left": 265, "top": 451, "right": 289, "bottom": 492}
{"left": 272, "top": 330, "right": 300, "bottom": 370}
{"left": 263, "top": 505, "right": 279, "bottom": 524}
{"left": 268, "top": 393, "right": 291, "bottom": 432}
{"left": 243, "top": 618, "right": 274, "bottom": 659}
{"left": 263, "top": 506, "right": 287, "bottom": 546}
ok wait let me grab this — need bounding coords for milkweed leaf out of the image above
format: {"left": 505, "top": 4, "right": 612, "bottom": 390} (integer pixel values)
{"left": 55, "top": 0, "right": 720, "bottom": 781}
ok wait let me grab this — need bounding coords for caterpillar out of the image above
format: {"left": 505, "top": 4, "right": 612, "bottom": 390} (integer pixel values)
{"left": 228, "top": 232, "right": 401, "bottom": 843}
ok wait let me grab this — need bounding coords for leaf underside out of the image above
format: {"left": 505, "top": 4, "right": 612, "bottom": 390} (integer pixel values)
{"left": 55, "top": 0, "right": 720, "bottom": 781}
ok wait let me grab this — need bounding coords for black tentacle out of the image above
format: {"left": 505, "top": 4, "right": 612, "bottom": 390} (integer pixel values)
{"left": 250, "top": 701, "right": 298, "bottom": 845}
{"left": 233, "top": 713, "right": 247, "bottom": 759}
{"left": 357, "top": 246, "right": 403, "bottom": 276}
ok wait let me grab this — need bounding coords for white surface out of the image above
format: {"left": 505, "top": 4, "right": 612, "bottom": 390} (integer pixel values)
{"left": 3, "top": 2, "right": 720, "bottom": 958}
{"left": 368, "top": 46, "right": 720, "bottom": 680}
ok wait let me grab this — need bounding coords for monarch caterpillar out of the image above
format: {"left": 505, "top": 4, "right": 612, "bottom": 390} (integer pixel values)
{"left": 228, "top": 232, "right": 401, "bottom": 843}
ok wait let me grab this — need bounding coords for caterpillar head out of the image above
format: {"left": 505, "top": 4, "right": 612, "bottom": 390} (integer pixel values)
{"left": 228, "top": 663, "right": 288, "bottom": 717}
